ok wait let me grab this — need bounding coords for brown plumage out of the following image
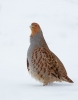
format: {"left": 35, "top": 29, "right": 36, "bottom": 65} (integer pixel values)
{"left": 27, "top": 22, "right": 74, "bottom": 86}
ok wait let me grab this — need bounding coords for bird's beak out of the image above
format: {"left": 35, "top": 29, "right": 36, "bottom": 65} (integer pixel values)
{"left": 29, "top": 25, "right": 34, "bottom": 28}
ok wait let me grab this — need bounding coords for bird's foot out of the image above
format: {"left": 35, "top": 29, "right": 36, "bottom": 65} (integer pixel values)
{"left": 43, "top": 83, "right": 48, "bottom": 86}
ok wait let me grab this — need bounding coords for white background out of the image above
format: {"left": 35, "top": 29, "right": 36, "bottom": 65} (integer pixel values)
{"left": 0, "top": 0, "right": 78, "bottom": 100}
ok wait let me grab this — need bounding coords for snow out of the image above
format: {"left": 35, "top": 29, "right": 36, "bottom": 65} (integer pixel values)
{"left": 0, "top": 0, "right": 78, "bottom": 100}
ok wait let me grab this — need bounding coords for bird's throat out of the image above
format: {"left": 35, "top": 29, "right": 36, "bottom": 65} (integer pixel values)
{"left": 30, "top": 28, "right": 40, "bottom": 37}
{"left": 30, "top": 32, "right": 36, "bottom": 37}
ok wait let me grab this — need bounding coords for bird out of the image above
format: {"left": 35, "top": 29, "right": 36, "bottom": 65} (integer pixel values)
{"left": 27, "top": 22, "right": 74, "bottom": 86}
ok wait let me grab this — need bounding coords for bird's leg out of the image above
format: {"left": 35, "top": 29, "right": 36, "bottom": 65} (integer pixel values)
{"left": 43, "top": 82, "right": 48, "bottom": 86}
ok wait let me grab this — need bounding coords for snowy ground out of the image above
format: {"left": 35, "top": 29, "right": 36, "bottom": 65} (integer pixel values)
{"left": 0, "top": 0, "right": 78, "bottom": 100}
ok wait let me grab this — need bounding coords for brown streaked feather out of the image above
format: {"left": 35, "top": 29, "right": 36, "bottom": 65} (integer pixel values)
{"left": 32, "top": 47, "right": 62, "bottom": 80}
{"left": 51, "top": 51, "right": 67, "bottom": 76}
{"left": 38, "top": 47, "right": 70, "bottom": 81}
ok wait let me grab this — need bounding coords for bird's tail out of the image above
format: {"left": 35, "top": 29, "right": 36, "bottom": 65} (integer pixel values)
{"left": 62, "top": 75, "right": 74, "bottom": 83}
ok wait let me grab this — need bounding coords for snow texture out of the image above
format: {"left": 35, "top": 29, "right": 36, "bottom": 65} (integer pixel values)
{"left": 0, "top": 0, "right": 78, "bottom": 100}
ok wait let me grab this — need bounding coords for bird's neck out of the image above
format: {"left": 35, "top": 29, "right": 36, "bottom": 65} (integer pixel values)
{"left": 30, "top": 30, "right": 48, "bottom": 48}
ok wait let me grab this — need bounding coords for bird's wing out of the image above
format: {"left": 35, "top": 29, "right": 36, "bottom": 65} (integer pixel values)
{"left": 50, "top": 51, "right": 67, "bottom": 76}
{"left": 40, "top": 47, "right": 61, "bottom": 79}
{"left": 31, "top": 47, "right": 67, "bottom": 79}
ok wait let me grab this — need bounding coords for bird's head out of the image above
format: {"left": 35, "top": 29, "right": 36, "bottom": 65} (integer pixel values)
{"left": 30, "top": 22, "right": 41, "bottom": 37}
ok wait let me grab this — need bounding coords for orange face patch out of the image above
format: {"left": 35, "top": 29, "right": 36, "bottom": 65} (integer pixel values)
{"left": 30, "top": 23, "right": 41, "bottom": 37}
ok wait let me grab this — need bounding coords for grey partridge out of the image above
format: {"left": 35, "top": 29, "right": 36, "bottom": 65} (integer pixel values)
{"left": 27, "top": 22, "right": 74, "bottom": 86}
